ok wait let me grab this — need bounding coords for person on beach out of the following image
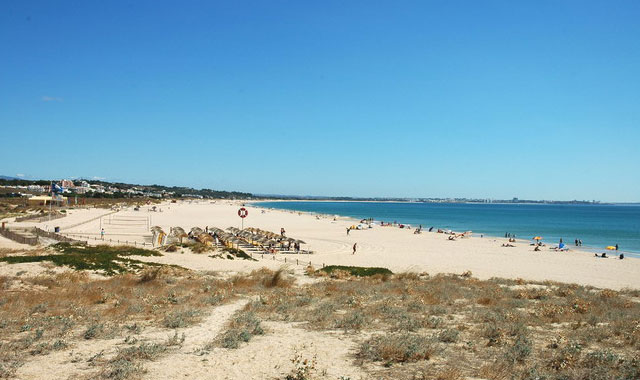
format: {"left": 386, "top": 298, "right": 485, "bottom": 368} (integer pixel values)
{"left": 579, "top": 239, "right": 582, "bottom": 246}
{"left": 575, "top": 239, "right": 578, "bottom": 246}
{"left": 620, "top": 253, "right": 624, "bottom": 259}
{"left": 352, "top": 243, "right": 357, "bottom": 255}
{"left": 615, "top": 244, "right": 619, "bottom": 250}
{"left": 280, "top": 228, "right": 286, "bottom": 237}
{"left": 346, "top": 228, "right": 350, "bottom": 236}
{"left": 100, "top": 228, "right": 105, "bottom": 240}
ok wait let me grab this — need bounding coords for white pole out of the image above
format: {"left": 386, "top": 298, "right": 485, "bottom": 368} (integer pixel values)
{"left": 49, "top": 181, "right": 53, "bottom": 222}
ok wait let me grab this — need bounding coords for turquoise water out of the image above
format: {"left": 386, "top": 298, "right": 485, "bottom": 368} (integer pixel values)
{"left": 255, "top": 201, "right": 640, "bottom": 256}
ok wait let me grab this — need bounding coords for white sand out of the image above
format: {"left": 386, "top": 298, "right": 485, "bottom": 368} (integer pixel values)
{"left": 7, "top": 200, "right": 640, "bottom": 290}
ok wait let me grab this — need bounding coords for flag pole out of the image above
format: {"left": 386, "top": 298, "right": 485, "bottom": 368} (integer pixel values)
{"left": 49, "top": 181, "right": 53, "bottom": 222}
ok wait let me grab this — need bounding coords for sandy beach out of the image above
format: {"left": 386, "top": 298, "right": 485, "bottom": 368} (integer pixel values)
{"left": 6, "top": 199, "right": 636, "bottom": 290}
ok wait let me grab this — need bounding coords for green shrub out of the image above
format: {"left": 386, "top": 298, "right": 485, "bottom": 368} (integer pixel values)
{"left": 319, "top": 266, "right": 393, "bottom": 277}
{"left": 334, "top": 311, "right": 368, "bottom": 331}
{"left": 506, "top": 334, "right": 532, "bottom": 364}
{"left": 163, "top": 310, "right": 200, "bottom": 328}
{"left": 438, "top": 328, "right": 460, "bottom": 343}
{"left": 219, "top": 311, "right": 264, "bottom": 349}
{"left": 84, "top": 323, "right": 104, "bottom": 340}
{"left": 0, "top": 243, "right": 162, "bottom": 275}
{"left": 223, "top": 247, "right": 256, "bottom": 261}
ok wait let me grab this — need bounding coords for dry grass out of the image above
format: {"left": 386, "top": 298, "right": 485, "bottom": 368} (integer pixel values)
{"left": 359, "top": 333, "right": 437, "bottom": 363}
{"left": 241, "top": 273, "right": 640, "bottom": 379}
{"left": 1, "top": 264, "right": 639, "bottom": 380}
{"left": 0, "top": 267, "right": 233, "bottom": 378}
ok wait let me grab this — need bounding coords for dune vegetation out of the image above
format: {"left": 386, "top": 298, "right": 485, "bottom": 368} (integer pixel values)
{"left": 0, "top": 253, "right": 639, "bottom": 379}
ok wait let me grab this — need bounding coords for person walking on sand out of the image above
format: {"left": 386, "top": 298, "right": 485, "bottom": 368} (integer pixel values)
{"left": 352, "top": 243, "right": 357, "bottom": 255}
{"left": 346, "top": 228, "right": 350, "bottom": 236}
{"left": 100, "top": 228, "right": 105, "bottom": 240}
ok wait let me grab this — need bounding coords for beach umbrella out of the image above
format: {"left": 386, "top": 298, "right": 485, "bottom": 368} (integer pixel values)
{"left": 533, "top": 236, "right": 543, "bottom": 240}
{"left": 606, "top": 246, "right": 617, "bottom": 250}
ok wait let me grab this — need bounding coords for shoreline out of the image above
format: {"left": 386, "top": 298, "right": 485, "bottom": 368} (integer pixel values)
{"left": 251, "top": 200, "right": 638, "bottom": 257}
{"left": 253, "top": 198, "right": 629, "bottom": 206}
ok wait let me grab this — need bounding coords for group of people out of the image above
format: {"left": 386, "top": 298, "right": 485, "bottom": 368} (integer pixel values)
{"left": 595, "top": 243, "right": 622, "bottom": 259}
{"left": 595, "top": 252, "right": 624, "bottom": 259}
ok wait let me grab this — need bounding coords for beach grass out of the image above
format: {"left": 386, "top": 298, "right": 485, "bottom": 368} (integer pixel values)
{"left": 222, "top": 247, "right": 256, "bottom": 261}
{"left": 318, "top": 265, "right": 393, "bottom": 277}
{"left": 0, "top": 243, "right": 163, "bottom": 275}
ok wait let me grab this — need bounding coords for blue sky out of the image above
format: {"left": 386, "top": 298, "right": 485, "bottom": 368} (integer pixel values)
{"left": 1, "top": 1, "right": 639, "bottom": 201}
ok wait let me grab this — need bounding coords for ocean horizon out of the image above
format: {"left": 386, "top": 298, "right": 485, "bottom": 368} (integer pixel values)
{"left": 255, "top": 201, "right": 640, "bottom": 257}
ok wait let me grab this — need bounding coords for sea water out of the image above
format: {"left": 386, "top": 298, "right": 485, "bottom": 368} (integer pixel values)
{"left": 255, "top": 201, "right": 640, "bottom": 256}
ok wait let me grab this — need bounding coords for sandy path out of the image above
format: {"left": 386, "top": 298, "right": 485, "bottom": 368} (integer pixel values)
{"left": 15, "top": 299, "right": 249, "bottom": 380}
{"left": 144, "top": 320, "right": 365, "bottom": 380}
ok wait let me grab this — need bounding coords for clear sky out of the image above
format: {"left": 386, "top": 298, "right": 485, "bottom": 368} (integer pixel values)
{"left": 1, "top": 1, "right": 639, "bottom": 202}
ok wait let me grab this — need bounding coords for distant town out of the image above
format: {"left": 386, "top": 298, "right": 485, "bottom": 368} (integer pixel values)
{"left": 0, "top": 177, "right": 253, "bottom": 201}
{"left": 0, "top": 177, "right": 607, "bottom": 204}
{"left": 259, "top": 194, "right": 604, "bottom": 205}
